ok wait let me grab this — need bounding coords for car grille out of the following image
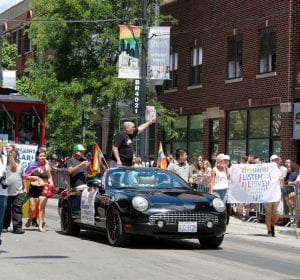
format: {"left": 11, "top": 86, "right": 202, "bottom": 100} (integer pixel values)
{"left": 149, "top": 212, "right": 219, "bottom": 225}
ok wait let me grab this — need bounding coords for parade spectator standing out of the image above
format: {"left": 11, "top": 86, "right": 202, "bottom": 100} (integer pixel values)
{"left": 209, "top": 154, "right": 230, "bottom": 203}
{"left": 284, "top": 161, "right": 299, "bottom": 215}
{"left": 3, "top": 145, "right": 25, "bottom": 234}
{"left": 264, "top": 154, "right": 284, "bottom": 237}
{"left": 111, "top": 117, "right": 156, "bottom": 167}
{"left": 167, "top": 149, "right": 193, "bottom": 183}
{"left": 0, "top": 140, "right": 8, "bottom": 245}
{"left": 25, "top": 149, "right": 54, "bottom": 233}
{"left": 67, "top": 144, "right": 89, "bottom": 188}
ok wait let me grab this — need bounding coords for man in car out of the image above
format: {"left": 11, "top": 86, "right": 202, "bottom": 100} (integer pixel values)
{"left": 111, "top": 117, "right": 156, "bottom": 167}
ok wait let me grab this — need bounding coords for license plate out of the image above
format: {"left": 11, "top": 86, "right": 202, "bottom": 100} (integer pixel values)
{"left": 178, "top": 221, "right": 197, "bottom": 233}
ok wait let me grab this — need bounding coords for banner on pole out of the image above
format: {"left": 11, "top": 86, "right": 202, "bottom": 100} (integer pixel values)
{"left": 148, "top": 26, "right": 171, "bottom": 80}
{"left": 228, "top": 163, "right": 282, "bottom": 203}
{"left": 118, "top": 25, "right": 141, "bottom": 79}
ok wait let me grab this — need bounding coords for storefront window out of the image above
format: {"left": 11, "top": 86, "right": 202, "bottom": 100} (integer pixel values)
{"left": 228, "top": 110, "right": 246, "bottom": 139}
{"left": 164, "top": 114, "right": 203, "bottom": 159}
{"left": 249, "top": 108, "right": 270, "bottom": 138}
{"left": 227, "top": 106, "right": 280, "bottom": 161}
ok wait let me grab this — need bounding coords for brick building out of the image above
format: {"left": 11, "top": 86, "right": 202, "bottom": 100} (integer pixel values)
{"left": 159, "top": 0, "right": 300, "bottom": 163}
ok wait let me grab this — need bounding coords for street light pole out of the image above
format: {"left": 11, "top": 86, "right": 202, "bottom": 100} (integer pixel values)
{"left": 139, "top": 0, "right": 148, "bottom": 162}
{"left": 0, "top": 23, "right": 4, "bottom": 87}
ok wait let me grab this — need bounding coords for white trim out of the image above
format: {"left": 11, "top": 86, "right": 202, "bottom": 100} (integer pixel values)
{"left": 256, "top": 72, "right": 277, "bottom": 79}
{"left": 225, "top": 78, "right": 243, "bottom": 84}
{"left": 164, "top": 88, "right": 178, "bottom": 93}
{"left": 187, "top": 84, "right": 202, "bottom": 90}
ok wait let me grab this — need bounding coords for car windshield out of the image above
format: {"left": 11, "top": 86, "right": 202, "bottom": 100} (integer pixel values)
{"left": 106, "top": 168, "right": 191, "bottom": 190}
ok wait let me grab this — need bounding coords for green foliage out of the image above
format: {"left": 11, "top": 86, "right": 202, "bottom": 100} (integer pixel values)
{"left": 17, "top": 0, "right": 177, "bottom": 155}
{"left": 2, "top": 40, "right": 17, "bottom": 69}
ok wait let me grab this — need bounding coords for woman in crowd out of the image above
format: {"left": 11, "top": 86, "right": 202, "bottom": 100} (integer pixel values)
{"left": 3, "top": 145, "right": 26, "bottom": 234}
{"left": 284, "top": 161, "right": 299, "bottom": 215}
{"left": 25, "top": 149, "right": 54, "bottom": 232}
{"left": 209, "top": 154, "right": 230, "bottom": 203}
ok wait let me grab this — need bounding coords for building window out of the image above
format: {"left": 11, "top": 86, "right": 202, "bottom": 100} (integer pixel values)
{"left": 190, "top": 47, "right": 202, "bottom": 85}
{"left": 165, "top": 52, "right": 178, "bottom": 89}
{"left": 23, "top": 28, "right": 32, "bottom": 53}
{"left": 259, "top": 28, "right": 276, "bottom": 74}
{"left": 228, "top": 36, "right": 242, "bottom": 79}
{"left": 227, "top": 106, "right": 280, "bottom": 161}
{"left": 164, "top": 114, "right": 203, "bottom": 160}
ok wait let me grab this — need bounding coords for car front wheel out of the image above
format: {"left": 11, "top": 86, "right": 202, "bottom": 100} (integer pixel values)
{"left": 106, "top": 208, "right": 129, "bottom": 247}
{"left": 61, "top": 201, "right": 80, "bottom": 236}
{"left": 198, "top": 235, "right": 224, "bottom": 249}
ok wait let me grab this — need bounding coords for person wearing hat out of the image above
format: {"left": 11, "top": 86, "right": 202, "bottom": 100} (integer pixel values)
{"left": 264, "top": 154, "right": 285, "bottom": 237}
{"left": 67, "top": 144, "right": 89, "bottom": 188}
{"left": 209, "top": 153, "right": 230, "bottom": 205}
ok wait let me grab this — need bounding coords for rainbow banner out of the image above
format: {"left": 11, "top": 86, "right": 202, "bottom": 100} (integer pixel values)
{"left": 228, "top": 163, "right": 282, "bottom": 203}
{"left": 90, "top": 144, "right": 104, "bottom": 174}
{"left": 118, "top": 25, "right": 141, "bottom": 79}
{"left": 157, "top": 142, "right": 168, "bottom": 169}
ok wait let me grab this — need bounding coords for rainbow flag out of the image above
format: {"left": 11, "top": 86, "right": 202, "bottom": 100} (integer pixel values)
{"left": 24, "top": 161, "right": 40, "bottom": 177}
{"left": 157, "top": 142, "right": 168, "bottom": 169}
{"left": 90, "top": 144, "right": 104, "bottom": 174}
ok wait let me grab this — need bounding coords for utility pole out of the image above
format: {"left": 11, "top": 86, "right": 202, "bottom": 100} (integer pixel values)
{"left": 0, "top": 23, "right": 4, "bottom": 87}
{"left": 139, "top": 0, "right": 148, "bottom": 162}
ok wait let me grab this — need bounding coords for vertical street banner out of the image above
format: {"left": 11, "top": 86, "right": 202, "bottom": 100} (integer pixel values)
{"left": 118, "top": 25, "right": 141, "bottom": 79}
{"left": 148, "top": 26, "right": 171, "bottom": 80}
{"left": 228, "top": 163, "right": 282, "bottom": 203}
{"left": 293, "top": 102, "right": 300, "bottom": 139}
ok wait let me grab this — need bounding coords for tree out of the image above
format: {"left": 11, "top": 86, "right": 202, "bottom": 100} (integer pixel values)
{"left": 2, "top": 39, "right": 17, "bottom": 69}
{"left": 18, "top": 0, "right": 177, "bottom": 155}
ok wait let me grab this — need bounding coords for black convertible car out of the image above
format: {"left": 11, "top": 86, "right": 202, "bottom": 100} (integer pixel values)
{"left": 58, "top": 167, "right": 227, "bottom": 248}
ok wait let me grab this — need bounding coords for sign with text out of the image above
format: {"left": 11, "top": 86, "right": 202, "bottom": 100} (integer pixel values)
{"left": 15, "top": 144, "right": 38, "bottom": 171}
{"left": 81, "top": 188, "right": 97, "bottom": 225}
{"left": 118, "top": 25, "right": 141, "bottom": 79}
{"left": 228, "top": 163, "right": 281, "bottom": 203}
{"left": 148, "top": 26, "right": 170, "bottom": 80}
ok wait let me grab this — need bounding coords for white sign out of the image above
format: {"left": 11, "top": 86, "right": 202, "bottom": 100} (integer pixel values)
{"left": 148, "top": 26, "right": 171, "bottom": 80}
{"left": 15, "top": 144, "right": 38, "bottom": 171}
{"left": 228, "top": 163, "right": 282, "bottom": 203}
{"left": 3, "top": 70, "right": 16, "bottom": 89}
{"left": 81, "top": 188, "right": 97, "bottom": 225}
{"left": 145, "top": 106, "right": 156, "bottom": 121}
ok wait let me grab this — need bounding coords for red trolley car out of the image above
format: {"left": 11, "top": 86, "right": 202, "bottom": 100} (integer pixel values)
{"left": 0, "top": 87, "right": 46, "bottom": 146}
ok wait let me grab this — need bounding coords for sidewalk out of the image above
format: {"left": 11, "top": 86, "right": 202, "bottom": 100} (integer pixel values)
{"left": 227, "top": 216, "right": 300, "bottom": 246}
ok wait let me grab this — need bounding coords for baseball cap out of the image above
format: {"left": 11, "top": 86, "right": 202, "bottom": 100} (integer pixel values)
{"left": 216, "top": 153, "right": 224, "bottom": 161}
{"left": 223, "top": 155, "right": 230, "bottom": 160}
{"left": 270, "top": 154, "right": 279, "bottom": 161}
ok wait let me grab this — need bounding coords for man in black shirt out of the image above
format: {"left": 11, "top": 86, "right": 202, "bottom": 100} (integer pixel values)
{"left": 67, "top": 144, "right": 89, "bottom": 188}
{"left": 111, "top": 117, "right": 156, "bottom": 166}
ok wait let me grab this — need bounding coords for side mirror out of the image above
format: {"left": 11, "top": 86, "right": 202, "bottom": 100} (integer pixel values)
{"left": 86, "top": 179, "right": 102, "bottom": 188}
{"left": 190, "top": 183, "right": 198, "bottom": 191}
{"left": 86, "top": 179, "right": 105, "bottom": 194}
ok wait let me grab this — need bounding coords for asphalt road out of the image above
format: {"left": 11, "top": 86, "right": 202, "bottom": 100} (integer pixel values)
{"left": 0, "top": 198, "right": 299, "bottom": 280}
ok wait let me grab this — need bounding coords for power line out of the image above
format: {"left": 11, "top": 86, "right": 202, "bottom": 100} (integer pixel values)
{"left": 0, "top": 17, "right": 144, "bottom": 24}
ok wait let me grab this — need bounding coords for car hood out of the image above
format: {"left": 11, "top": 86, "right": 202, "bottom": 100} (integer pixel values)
{"left": 114, "top": 189, "right": 214, "bottom": 211}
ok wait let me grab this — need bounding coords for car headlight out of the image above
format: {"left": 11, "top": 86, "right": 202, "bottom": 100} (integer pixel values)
{"left": 132, "top": 196, "right": 149, "bottom": 212}
{"left": 212, "top": 198, "right": 226, "bottom": 212}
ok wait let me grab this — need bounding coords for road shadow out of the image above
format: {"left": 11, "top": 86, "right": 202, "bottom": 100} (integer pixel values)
{"left": 55, "top": 229, "right": 222, "bottom": 250}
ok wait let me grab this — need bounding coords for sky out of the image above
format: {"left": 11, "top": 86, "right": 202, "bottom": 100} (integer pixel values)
{"left": 0, "top": 0, "right": 23, "bottom": 13}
